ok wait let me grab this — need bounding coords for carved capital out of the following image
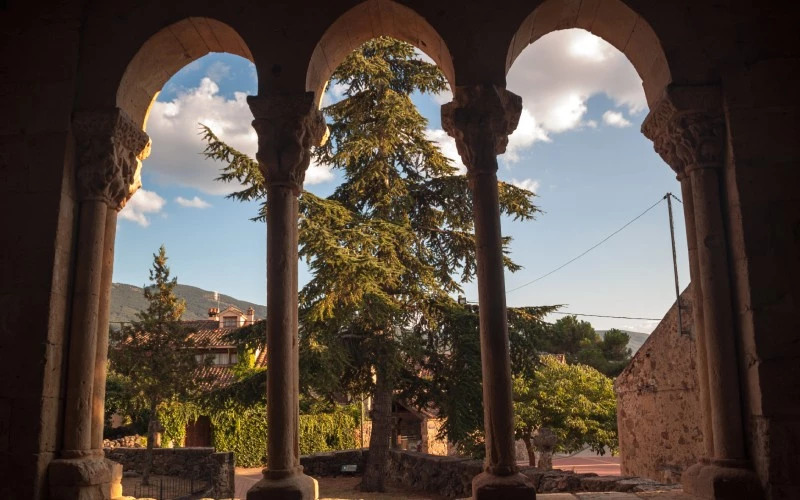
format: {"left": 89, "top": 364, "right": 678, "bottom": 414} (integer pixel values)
{"left": 247, "top": 92, "right": 328, "bottom": 193}
{"left": 641, "top": 86, "right": 725, "bottom": 177}
{"left": 441, "top": 85, "right": 522, "bottom": 176}
{"left": 73, "top": 109, "right": 150, "bottom": 210}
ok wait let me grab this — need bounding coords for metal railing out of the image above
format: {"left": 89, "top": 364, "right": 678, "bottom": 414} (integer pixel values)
{"left": 132, "top": 476, "right": 210, "bottom": 499}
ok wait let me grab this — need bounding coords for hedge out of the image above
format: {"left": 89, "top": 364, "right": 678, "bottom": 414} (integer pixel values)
{"left": 159, "top": 402, "right": 358, "bottom": 467}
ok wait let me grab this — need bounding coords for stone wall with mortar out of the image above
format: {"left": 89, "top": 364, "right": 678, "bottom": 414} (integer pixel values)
{"left": 103, "top": 447, "right": 234, "bottom": 498}
{"left": 385, "top": 449, "right": 673, "bottom": 498}
{"left": 614, "top": 286, "right": 704, "bottom": 483}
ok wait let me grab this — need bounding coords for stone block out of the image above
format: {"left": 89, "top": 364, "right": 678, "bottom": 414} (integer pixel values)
{"left": 49, "top": 457, "right": 112, "bottom": 486}
{"left": 245, "top": 473, "right": 318, "bottom": 500}
{"left": 472, "top": 471, "right": 537, "bottom": 500}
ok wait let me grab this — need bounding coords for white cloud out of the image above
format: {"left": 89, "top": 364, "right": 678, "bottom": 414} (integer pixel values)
{"left": 119, "top": 189, "right": 166, "bottom": 227}
{"left": 602, "top": 110, "right": 632, "bottom": 128}
{"left": 205, "top": 61, "right": 231, "bottom": 82}
{"left": 306, "top": 159, "right": 335, "bottom": 184}
{"left": 175, "top": 196, "right": 211, "bottom": 208}
{"left": 145, "top": 77, "right": 333, "bottom": 195}
{"left": 502, "top": 29, "right": 647, "bottom": 159}
{"left": 510, "top": 178, "right": 540, "bottom": 193}
{"left": 504, "top": 108, "right": 550, "bottom": 162}
{"left": 425, "top": 128, "right": 466, "bottom": 174}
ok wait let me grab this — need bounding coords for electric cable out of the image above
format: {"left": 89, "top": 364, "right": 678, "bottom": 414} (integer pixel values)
{"left": 505, "top": 196, "right": 667, "bottom": 293}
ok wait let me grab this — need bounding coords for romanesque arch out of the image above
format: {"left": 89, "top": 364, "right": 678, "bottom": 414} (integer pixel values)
{"left": 505, "top": 0, "right": 671, "bottom": 107}
{"left": 305, "top": 0, "right": 456, "bottom": 107}
{"left": 117, "top": 17, "right": 253, "bottom": 130}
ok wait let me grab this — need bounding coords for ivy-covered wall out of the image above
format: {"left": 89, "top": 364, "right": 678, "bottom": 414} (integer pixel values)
{"left": 158, "top": 402, "right": 359, "bottom": 468}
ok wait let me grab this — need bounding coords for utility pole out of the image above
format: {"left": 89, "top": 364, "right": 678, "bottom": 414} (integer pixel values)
{"left": 666, "top": 193, "right": 684, "bottom": 335}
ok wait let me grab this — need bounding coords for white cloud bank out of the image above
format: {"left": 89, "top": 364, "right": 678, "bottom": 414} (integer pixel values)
{"left": 145, "top": 77, "right": 333, "bottom": 194}
{"left": 175, "top": 196, "right": 211, "bottom": 208}
{"left": 423, "top": 30, "right": 645, "bottom": 172}
{"left": 503, "top": 29, "right": 646, "bottom": 160}
{"left": 602, "top": 110, "right": 632, "bottom": 128}
{"left": 119, "top": 189, "right": 166, "bottom": 227}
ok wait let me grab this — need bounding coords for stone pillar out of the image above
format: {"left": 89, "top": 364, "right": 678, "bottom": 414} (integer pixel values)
{"left": 642, "top": 88, "right": 762, "bottom": 500}
{"left": 644, "top": 104, "right": 715, "bottom": 461}
{"left": 245, "top": 92, "right": 326, "bottom": 500}
{"left": 678, "top": 173, "right": 715, "bottom": 458}
{"left": 49, "top": 109, "right": 149, "bottom": 500}
{"left": 442, "top": 85, "right": 536, "bottom": 500}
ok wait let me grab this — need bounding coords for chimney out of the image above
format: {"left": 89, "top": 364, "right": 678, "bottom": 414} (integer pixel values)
{"left": 208, "top": 307, "right": 219, "bottom": 320}
{"left": 246, "top": 307, "right": 255, "bottom": 324}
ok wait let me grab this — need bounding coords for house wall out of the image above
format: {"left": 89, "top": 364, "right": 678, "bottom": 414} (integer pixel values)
{"left": 614, "top": 286, "right": 703, "bottom": 483}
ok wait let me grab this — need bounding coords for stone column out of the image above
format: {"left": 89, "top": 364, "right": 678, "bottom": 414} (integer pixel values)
{"left": 49, "top": 109, "right": 149, "bottom": 500}
{"left": 642, "top": 88, "right": 761, "bottom": 500}
{"left": 643, "top": 102, "right": 715, "bottom": 460}
{"left": 245, "top": 92, "right": 326, "bottom": 500}
{"left": 442, "top": 85, "right": 536, "bottom": 500}
{"left": 678, "top": 173, "right": 715, "bottom": 459}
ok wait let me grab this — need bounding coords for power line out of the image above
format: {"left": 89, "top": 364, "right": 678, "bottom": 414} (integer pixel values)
{"left": 549, "top": 311, "right": 661, "bottom": 321}
{"left": 505, "top": 196, "right": 667, "bottom": 294}
{"left": 669, "top": 193, "right": 683, "bottom": 204}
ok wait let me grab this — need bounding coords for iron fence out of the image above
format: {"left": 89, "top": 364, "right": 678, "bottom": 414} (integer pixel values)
{"left": 132, "top": 476, "right": 210, "bottom": 500}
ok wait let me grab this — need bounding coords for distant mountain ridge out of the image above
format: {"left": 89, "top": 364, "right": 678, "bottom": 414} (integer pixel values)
{"left": 110, "top": 283, "right": 266, "bottom": 324}
{"left": 598, "top": 329, "right": 649, "bottom": 354}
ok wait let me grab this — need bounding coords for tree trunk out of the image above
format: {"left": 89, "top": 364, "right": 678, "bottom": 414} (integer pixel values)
{"left": 141, "top": 400, "right": 158, "bottom": 486}
{"left": 521, "top": 433, "right": 536, "bottom": 467}
{"left": 360, "top": 365, "right": 393, "bottom": 492}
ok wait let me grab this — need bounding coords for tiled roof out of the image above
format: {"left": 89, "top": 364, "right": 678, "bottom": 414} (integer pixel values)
{"left": 195, "top": 365, "right": 238, "bottom": 391}
{"left": 183, "top": 320, "right": 237, "bottom": 347}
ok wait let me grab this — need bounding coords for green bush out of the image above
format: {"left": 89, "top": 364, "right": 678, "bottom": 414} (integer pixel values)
{"left": 158, "top": 401, "right": 358, "bottom": 468}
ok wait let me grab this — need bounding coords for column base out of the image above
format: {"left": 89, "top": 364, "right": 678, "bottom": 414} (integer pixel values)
{"left": 48, "top": 455, "right": 114, "bottom": 500}
{"left": 682, "top": 459, "right": 763, "bottom": 500}
{"left": 472, "top": 471, "right": 536, "bottom": 500}
{"left": 246, "top": 471, "right": 318, "bottom": 500}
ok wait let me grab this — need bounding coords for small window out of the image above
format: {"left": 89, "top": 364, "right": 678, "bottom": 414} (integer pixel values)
{"left": 230, "top": 353, "right": 238, "bottom": 365}
{"left": 222, "top": 316, "right": 238, "bottom": 328}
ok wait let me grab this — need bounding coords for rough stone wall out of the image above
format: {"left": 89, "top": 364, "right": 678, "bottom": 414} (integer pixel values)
{"left": 103, "top": 447, "right": 234, "bottom": 498}
{"left": 384, "top": 449, "right": 671, "bottom": 498}
{"left": 614, "top": 286, "right": 703, "bottom": 483}
{"left": 0, "top": 2, "right": 83, "bottom": 499}
{"left": 300, "top": 449, "right": 368, "bottom": 476}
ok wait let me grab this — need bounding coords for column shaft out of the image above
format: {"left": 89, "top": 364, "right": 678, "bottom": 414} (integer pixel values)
{"left": 690, "top": 167, "right": 745, "bottom": 461}
{"left": 471, "top": 171, "right": 517, "bottom": 475}
{"left": 91, "top": 209, "right": 118, "bottom": 450}
{"left": 63, "top": 200, "right": 108, "bottom": 454}
{"left": 679, "top": 176, "right": 715, "bottom": 457}
{"left": 266, "top": 184, "right": 300, "bottom": 475}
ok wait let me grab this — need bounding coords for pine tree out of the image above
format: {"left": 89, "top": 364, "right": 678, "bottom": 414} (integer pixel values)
{"left": 201, "top": 37, "right": 539, "bottom": 491}
{"left": 109, "top": 245, "right": 208, "bottom": 484}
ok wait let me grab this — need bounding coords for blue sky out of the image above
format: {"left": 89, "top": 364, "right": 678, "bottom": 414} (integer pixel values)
{"left": 113, "top": 30, "right": 688, "bottom": 334}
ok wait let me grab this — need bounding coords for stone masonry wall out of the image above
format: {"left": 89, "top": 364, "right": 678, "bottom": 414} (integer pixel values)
{"left": 104, "top": 447, "right": 234, "bottom": 498}
{"left": 614, "top": 285, "right": 704, "bottom": 483}
{"left": 384, "top": 450, "right": 672, "bottom": 498}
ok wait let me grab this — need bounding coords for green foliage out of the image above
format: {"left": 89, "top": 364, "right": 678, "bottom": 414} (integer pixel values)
{"left": 513, "top": 356, "right": 618, "bottom": 455}
{"left": 423, "top": 302, "right": 560, "bottom": 456}
{"left": 200, "top": 39, "right": 541, "bottom": 466}
{"left": 544, "top": 316, "right": 632, "bottom": 376}
{"left": 108, "top": 246, "right": 212, "bottom": 452}
{"left": 158, "top": 401, "right": 358, "bottom": 468}
{"left": 158, "top": 401, "right": 202, "bottom": 446}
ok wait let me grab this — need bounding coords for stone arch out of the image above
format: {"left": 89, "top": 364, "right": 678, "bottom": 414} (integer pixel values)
{"left": 505, "top": 0, "right": 671, "bottom": 108}
{"left": 305, "top": 0, "right": 456, "bottom": 107}
{"left": 116, "top": 17, "right": 254, "bottom": 130}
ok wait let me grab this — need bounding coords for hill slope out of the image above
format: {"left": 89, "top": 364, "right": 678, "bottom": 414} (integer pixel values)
{"left": 110, "top": 283, "right": 266, "bottom": 324}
